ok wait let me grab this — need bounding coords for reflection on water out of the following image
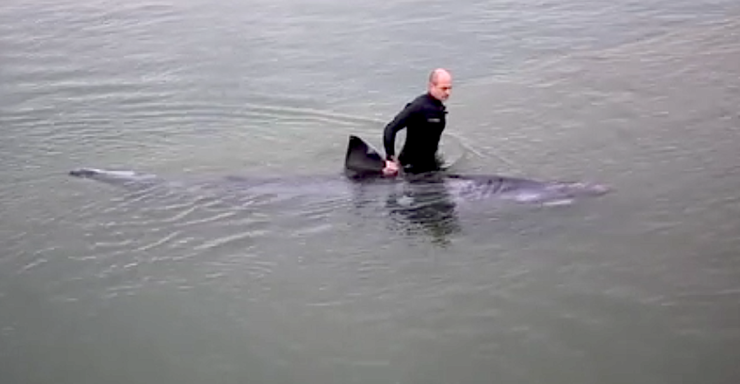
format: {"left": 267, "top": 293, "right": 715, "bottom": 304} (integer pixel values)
{"left": 384, "top": 174, "right": 461, "bottom": 246}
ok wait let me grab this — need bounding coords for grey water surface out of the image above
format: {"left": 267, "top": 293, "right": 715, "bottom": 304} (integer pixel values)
{"left": 1, "top": 0, "right": 740, "bottom": 383}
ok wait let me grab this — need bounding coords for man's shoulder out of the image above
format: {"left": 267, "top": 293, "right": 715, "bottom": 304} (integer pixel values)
{"left": 409, "top": 93, "right": 445, "bottom": 113}
{"left": 409, "top": 93, "right": 431, "bottom": 104}
{"left": 404, "top": 93, "right": 434, "bottom": 110}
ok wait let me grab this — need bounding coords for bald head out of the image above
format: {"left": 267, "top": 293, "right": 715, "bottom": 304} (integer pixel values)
{"left": 429, "top": 68, "right": 451, "bottom": 83}
{"left": 428, "top": 68, "right": 452, "bottom": 102}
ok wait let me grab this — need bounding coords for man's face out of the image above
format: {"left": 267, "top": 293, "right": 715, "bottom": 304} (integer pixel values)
{"left": 429, "top": 74, "right": 452, "bottom": 102}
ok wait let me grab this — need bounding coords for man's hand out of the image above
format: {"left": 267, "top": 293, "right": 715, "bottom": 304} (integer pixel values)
{"left": 382, "top": 159, "right": 400, "bottom": 177}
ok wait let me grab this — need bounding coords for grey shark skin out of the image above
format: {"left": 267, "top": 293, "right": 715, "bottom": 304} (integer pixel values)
{"left": 68, "top": 136, "right": 609, "bottom": 206}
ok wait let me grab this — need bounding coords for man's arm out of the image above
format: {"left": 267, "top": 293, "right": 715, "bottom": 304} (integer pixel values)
{"left": 383, "top": 103, "right": 414, "bottom": 160}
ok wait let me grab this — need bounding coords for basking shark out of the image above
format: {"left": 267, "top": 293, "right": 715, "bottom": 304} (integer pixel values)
{"left": 68, "top": 135, "right": 609, "bottom": 207}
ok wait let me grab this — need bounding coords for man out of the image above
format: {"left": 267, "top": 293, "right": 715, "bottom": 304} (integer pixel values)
{"left": 382, "top": 68, "right": 453, "bottom": 176}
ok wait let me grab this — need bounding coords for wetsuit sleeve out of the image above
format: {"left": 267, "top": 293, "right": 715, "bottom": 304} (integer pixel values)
{"left": 383, "top": 103, "right": 415, "bottom": 160}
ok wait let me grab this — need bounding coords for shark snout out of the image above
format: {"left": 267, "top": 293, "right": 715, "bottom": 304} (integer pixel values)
{"left": 565, "top": 182, "right": 611, "bottom": 196}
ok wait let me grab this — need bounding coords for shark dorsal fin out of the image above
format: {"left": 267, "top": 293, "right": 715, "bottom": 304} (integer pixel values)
{"left": 344, "top": 135, "right": 385, "bottom": 178}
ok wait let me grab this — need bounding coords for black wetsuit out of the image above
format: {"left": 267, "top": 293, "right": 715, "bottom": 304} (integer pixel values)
{"left": 383, "top": 93, "right": 447, "bottom": 173}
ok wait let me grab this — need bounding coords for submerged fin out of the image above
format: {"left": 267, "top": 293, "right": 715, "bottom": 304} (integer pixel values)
{"left": 68, "top": 167, "right": 157, "bottom": 187}
{"left": 344, "top": 135, "right": 385, "bottom": 178}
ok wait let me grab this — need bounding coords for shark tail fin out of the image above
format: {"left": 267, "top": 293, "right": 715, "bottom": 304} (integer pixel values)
{"left": 69, "top": 167, "right": 157, "bottom": 186}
